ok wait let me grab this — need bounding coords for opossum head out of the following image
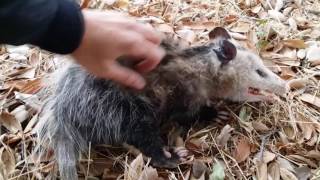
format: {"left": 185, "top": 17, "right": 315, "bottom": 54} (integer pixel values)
{"left": 204, "top": 27, "right": 287, "bottom": 102}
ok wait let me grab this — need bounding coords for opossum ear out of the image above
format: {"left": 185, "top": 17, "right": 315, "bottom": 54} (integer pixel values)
{"left": 213, "top": 40, "right": 237, "bottom": 64}
{"left": 209, "top": 27, "right": 231, "bottom": 40}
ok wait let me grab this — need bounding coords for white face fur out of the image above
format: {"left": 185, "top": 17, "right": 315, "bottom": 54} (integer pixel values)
{"left": 219, "top": 49, "right": 286, "bottom": 102}
{"left": 206, "top": 27, "right": 287, "bottom": 102}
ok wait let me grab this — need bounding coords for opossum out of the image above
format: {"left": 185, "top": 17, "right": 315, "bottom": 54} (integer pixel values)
{"left": 35, "top": 27, "right": 286, "bottom": 180}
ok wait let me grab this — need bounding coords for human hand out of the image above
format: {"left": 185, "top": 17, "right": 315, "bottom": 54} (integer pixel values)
{"left": 72, "top": 10, "right": 165, "bottom": 90}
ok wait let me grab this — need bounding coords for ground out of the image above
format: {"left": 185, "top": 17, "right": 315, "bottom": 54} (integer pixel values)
{"left": 0, "top": 0, "right": 320, "bottom": 179}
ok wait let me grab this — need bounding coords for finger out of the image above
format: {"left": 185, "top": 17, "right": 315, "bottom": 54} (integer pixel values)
{"left": 127, "top": 40, "right": 165, "bottom": 74}
{"left": 128, "top": 23, "right": 163, "bottom": 45}
{"left": 104, "top": 62, "right": 146, "bottom": 90}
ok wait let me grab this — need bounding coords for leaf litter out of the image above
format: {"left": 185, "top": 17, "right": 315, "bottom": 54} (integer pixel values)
{"left": 0, "top": 0, "right": 320, "bottom": 179}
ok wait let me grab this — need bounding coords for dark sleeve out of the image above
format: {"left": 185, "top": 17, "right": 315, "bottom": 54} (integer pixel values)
{"left": 0, "top": 0, "right": 84, "bottom": 54}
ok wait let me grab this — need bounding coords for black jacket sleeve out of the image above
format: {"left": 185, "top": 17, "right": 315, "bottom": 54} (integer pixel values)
{"left": 0, "top": 0, "right": 84, "bottom": 54}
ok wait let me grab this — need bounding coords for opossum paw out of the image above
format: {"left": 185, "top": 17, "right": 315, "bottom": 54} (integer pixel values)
{"left": 215, "top": 110, "right": 230, "bottom": 122}
{"left": 151, "top": 147, "right": 189, "bottom": 169}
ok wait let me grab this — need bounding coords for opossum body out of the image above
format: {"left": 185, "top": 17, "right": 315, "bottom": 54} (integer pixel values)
{"left": 36, "top": 27, "right": 286, "bottom": 180}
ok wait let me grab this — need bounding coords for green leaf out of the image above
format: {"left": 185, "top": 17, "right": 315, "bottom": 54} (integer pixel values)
{"left": 239, "top": 106, "right": 252, "bottom": 122}
{"left": 257, "top": 40, "right": 269, "bottom": 51}
{"left": 209, "top": 160, "right": 225, "bottom": 180}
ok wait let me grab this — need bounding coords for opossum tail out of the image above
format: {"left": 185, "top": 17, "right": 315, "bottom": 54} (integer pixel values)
{"left": 54, "top": 130, "right": 78, "bottom": 180}
{"left": 34, "top": 98, "right": 81, "bottom": 180}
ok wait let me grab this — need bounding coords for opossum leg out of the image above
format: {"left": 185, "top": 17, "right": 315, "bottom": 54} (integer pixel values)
{"left": 124, "top": 117, "right": 182, "bottom": 169}
{"left": 197, "top": 106, "right": 219, "bottom": 122}
{"left": 170, "top": 106, "right": 219, "bottom": 127}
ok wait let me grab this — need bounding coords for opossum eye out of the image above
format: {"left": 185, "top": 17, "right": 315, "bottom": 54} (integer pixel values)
{"left": 209, "top": 27, "right": 231, "bottom": 40}
{"left": 213, "top": 40, "right": 237, "bottom": 64}
{"left": 256, "top": 69, "right": 267, "bottom": 77}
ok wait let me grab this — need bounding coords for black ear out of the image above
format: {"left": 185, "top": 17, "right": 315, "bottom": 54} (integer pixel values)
{"left": 213, "top": 40, "right": 237, "bottom": 64}
{"left": 209, "top": 27, "right": 231, "bottom": 40}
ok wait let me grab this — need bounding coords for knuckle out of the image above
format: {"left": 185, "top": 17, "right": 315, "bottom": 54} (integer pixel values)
{"left": 122, "top": 36, "right": 141, "bottom": 50}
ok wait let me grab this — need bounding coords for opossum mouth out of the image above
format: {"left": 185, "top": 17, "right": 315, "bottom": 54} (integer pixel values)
{"left": 248, "top": 87, "right": 272, "bottom": 96}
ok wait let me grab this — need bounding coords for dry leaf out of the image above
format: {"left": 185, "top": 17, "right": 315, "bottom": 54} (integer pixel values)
{"left": 283, "top": 39, "right": 306, "bottom": 49}
{"left": 138, "top": 166, "right": 161, "bottom": 180}
{"left": 305, "top": 150, "right": 320, "bottom": 160}
{"left": 103, "top": 0, "right": 117, "bottom": 5}
{"left": 268, "top": 162, "right": 280, "bottom": 180}
{"left": 287, "top": 78, "right": 307, "bottom": 91}
{"left": 125, "top": 154, "right": 144, "bottom": 180}
{"left": 7, "top": 67, "right": 36, "bottom": 79}
{"left": 0, "top": 112, "right": 22, "bottom": 133}
{"left": 229, "top": 32, "right": 247, "bottom": 40}
{"left": 280, "top": 168, "right": 298, "bottom": 180}
{"left": 189, "top": 135, "right": 209, "bottom": 150}
{"left": 11, "top": 105, "right": 29, "bottom": 123}
{"left": 252, "top": 121, "right": 270, "bottom": 132}
{"left": 296, "top": 113, "right": 314, "bottom": 140}
{"left": 268, "top": 10, "right": 286, "bottom": 21}
{"left": 280, "top": 66, "right": 296, "bottom": 80}
{"left": 9, "top": 53, "right": 27, "bottom": 62}
{"left": 299, "top": 94, "right": 320, "bottom": 108}
{"left": 256, "top": 161, "right": 267, "bottom": 180}
{"left": 287, "top": 155, "right": 317, "bottom": 168}
{"left": 6, "top": 45, "right": 30, "bottom": 55}
{"left": 14, "top": 91, "right": 42, "bottom": 111}
{"left": 277, "top": 157, "right": 295, "bottom": 172}
{"left": 306, "top": 47, "right": 320, "bottom": 62}
{"left": 24, "top": 114, "right": 38, "bottom": 133}
{"left": 28, "top": 49, "right": 41, "bottom": 66}
{"left": 282, "top": 126, "right": 295, "bottom": 140}
{"left": 223, "top": 15, "right": 238, "bottom": 24}
{"left": 262, "top": 151, "right": 276, "bottom": 163}
{"left": 311, "top": 59, "right": 320, "bottom": 66}
{"left": 233, "top": 137, "right": 251, "bottom": 163}
{"left": 0, "top": 147, "right": 16, "bottom": 177}
{"left": 251, "top": 4, "right": 262, "bottom": 14}
{"left": 216, "top": 124, "right": 234, "bottom": 146}
{"left": 288, "top": 17, "right": 298, "bottom": 30}
{"left": 16, "top": 68, "right": 36, "bottom": 79}
{"left": 192, "top": 160, "right": 207, "bottom": 179}
{"left": 19, "top": 78, "right": 43, "bottom": 94}
{"left": 115, "top": 0, "right": 129, "bottom": 9}
{"left": 231, "top": 21, "right": 250, "bottom": 33}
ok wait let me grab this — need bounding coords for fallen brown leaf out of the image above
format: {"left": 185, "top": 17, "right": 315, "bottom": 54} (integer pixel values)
{"left": 280, "top": 168, "right": 298, "bottom": 180}
{"left": 233, "top": 137, "right": 251, "bottom": 163}
{"left": 283, "top": 39, "right": 306, "bottom": 49}
{"left": 0, "top": 147, "right": 16, "bottom": 178}
{"left": 299, "top": 93, "right": 320, "bottom": 108}
{"left": 256, "top": 161, "right": 268, "bottom": 180}
{"left": 0, "top": 112, "right": 22, "bottom": 133}
{"left": 262, "top": 151, "right": 276, "bottom": 163}
{"left": 287, "top": 155, "right": 317, "bottom": 168}
{"left": 252, "top": 121, "right": 270, "bottom": 132}
{"left": 268, "top": 162, "right": 280, "bottom": 180}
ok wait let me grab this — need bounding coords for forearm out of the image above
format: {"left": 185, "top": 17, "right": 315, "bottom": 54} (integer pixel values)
{"left": 0, "top": 0, "right": 84, "bottom": 54}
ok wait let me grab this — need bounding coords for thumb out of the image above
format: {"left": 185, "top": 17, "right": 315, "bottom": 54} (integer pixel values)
{"left": 104, "top": 62, "right": 146, "bottom": 90}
